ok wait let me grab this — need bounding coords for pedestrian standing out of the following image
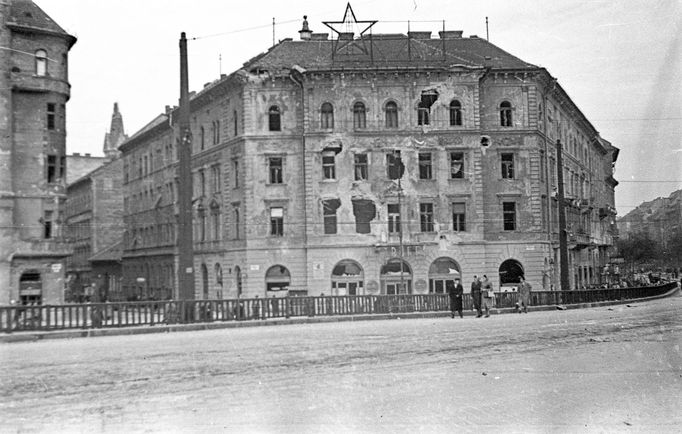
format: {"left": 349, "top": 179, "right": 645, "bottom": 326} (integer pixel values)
{"left": 447, "top": 279, "right": 463, "bottom": 318}
{"left": 481, "top": 275, "right": 494, "bottom": 318}
{"left": 517, "top": 276, "right": 532, "bottom": 313}
{"left": 471, "top": 275, "right": 482, "bottom": 318}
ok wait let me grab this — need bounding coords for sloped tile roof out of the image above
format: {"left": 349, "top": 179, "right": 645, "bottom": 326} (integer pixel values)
{"left": 8, "top": 0, "right": 76, "bottom": 46}
{"left": 243, "top": 35, "right": 535, "bottom": 72}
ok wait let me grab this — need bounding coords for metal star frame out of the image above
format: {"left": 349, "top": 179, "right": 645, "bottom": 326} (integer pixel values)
{"left": 323, "top": 3, "right": 377, "bottom": 56}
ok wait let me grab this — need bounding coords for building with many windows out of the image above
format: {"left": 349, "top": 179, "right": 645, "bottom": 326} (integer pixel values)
{"left": 0, "top": 0, "right": 76, "bottom": 304}
{"left": 120, "top": 8, "right": 618, "bottom": 300}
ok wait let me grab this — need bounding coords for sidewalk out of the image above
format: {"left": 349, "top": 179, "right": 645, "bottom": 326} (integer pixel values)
{"left": 2, "top": 285, "right": 679, "bottom": 343}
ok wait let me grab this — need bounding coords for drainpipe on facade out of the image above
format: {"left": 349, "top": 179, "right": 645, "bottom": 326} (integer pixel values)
{"left": 290, "top": 66, "right": 308, "bottom": 293}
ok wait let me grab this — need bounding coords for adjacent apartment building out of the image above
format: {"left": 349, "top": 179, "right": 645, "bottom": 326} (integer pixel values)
{"left": 64, "top": 103, "right": 127, "bottom": 302}
{"left": 120, "top": 9, "right": 618, "bottom": 300}
{"left": 0, "top": 0, "right": 76, "bottom": 304}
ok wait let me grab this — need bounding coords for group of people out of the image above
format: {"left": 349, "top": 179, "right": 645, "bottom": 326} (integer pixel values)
{"left": 446, "top": 275, "right": 532, "bottom": 318}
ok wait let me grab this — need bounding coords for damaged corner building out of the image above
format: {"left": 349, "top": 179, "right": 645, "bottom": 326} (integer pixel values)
{"left": 119, "top": 7, "right": 619, "bottom": 300}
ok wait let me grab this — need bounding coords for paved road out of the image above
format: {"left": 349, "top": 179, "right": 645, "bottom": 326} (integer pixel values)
{"left": 1, "top": 296, "right": 680, "bottom": 433}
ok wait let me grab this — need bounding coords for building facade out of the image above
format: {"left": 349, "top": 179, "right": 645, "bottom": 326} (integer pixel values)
{"left": 0, "top": 0, "right": 76, "bottom": 304}
{"left": 120, "top": 10, "right": 618, "bottom": 300}
{"left": 64, "top": 103, "right": 127, "bottom": 301}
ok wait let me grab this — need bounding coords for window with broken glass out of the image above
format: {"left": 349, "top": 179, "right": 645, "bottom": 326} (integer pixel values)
{"left": 418, "top": 91, "right": 438, "bottom": 126}
{"left": 386, "top": 151, "right": 404, "bottom": 180}
{"left": 323, "top": 199, "right": 341, "bottom": 234}
{"left": 500, "top": 101, "right": 513, "bottom": 127}
{"left": 321, "top": 102, "right": 334, "bottom": 129}
{"left": 452, "top": 202, "right": 466, "bottom": 231}
{"left": 353, "top": 102, "right": 366, "bottom": 129}
{"left": 418, "top": 152, "right": 432, "bottom": 180}
{"left": 420, "top": 203, "right": 434, "bottom": 232}
{"left": 269, "top": 157, "right": 283, "bottom": 184}
{"left": 449, "top": 100, "right": 462, "bottom": 126}
{"left": 385, "top": 101, "right": 398, "bottom": 128}
{"left": 387, "top": 203, "right": 401, "bottom": 234}
{"left": 270, "top": 207, "right": 284, "bottom": 236}
{"left": 503, "top": 202, "right": 516, "bottom": 231}
{"left": 354, "top": 153, "right": 368, "bottom": 181}
{"left": 501, "top": 153, "right": 514, "bottom": 179}
{"left": 322, "top": 152, "right": 336, "bottom": 180}
{"left": 449, "top": 152, "right": 464, "bottom": 179}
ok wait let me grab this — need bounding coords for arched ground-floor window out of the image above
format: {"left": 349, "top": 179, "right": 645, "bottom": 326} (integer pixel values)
{"left": 499, "top": 259, "right": 524, "bottom": 290}
{"left": 331, "top": 260, "right": 364, "bottom": 296}
{"left": 428, "top": 257, "right": 461, "bottom": 294}
{"left": 381, "top": 258, "right": 412, "bottom": 295}
{"left": 266, "top": 265, "right": 290, "bottom": 292}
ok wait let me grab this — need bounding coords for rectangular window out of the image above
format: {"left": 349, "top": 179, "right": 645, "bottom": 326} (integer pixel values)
{"left": 211, "top": 165, "right": 221, "bottom": 193}
{"left": 43, "top": 210, "right": 53, "bottom": 239}
{"left": 541, "top": 196, "right": 548, "bottom": 230}
{"left": 47, "top": 103, "right": 55, "bottom": 130}
{"left": 270, "top": 207, "right": 284, "bottom": 236}
{"left": 233, "top": 110, "right": 238, "bottom": 136}
{"left": 354, "top": 153, "right": 368, "bottom": 181}
{"left": 418, "top": 152, "right": 432, "bottom": 180}
{"left": 539, "top": 150, "right": 545, "bottom": 182}
{"left": 269, "top": 157, "right": 283, "bottom": 184}
{"left": 47, "top": 155, "right": 57, "bottom": 183}
{"left": 234, "top": 207, "right": 240, "bottom": 239}
{"left": 212, "top": 212, "right": 220, "bottom": 240}
{"left": 199, "top": 170, "right": 206, "bottom": 197}
{"left": 322, "top": 152, "right": 336, "bottom": 180}
{"left": 386, "top": 151, "right": 403, "bottom": 180}
{"left": 388, "top": 203, "right": 400, "bottom": 234}
{"left": 452, "top": 202, "right": 466, "bottom": 232}
{"left": 503, "top": 202, "right": 516, "bottom": 231}
{"left": 501, "top": 153, "right": 515, "bottom": 179}
{"left": 420, "top": 203, "right": 434, "bottom": 232}
{"left": 323, "top": 199, "right": 339, "bottom": 234}
{"left": 449, "top": 152, "right": 464, "bottom": 179}
{"left": 417, "top": 107, "right": 430, "bottom": 126}
{"left": 233, "top": 159, "right": 239, "bottom": 188}
{"left": 549, "top": 157, "right": 556, "bottom": 188}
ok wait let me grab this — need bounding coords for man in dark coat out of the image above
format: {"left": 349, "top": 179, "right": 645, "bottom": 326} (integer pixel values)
{"left": 447, "top": 279, "right": 464, "bottom": 318}
{"left": 471, "top": 275, "right": 482, "bottom": 318}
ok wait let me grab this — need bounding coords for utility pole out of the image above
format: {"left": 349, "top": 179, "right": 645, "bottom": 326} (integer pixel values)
{"left": 177, "top": 32, "right": 195, "bottom": 301}
{"left": 556, "top": 139, "right": 570, "bottom": 291}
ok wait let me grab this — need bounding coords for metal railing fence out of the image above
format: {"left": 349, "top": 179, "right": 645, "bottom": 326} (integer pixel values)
{"left": 1, "top": 282, "right": 676, "bottom": 334}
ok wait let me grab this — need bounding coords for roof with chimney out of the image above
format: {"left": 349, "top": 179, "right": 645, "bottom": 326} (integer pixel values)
{"left": 7, "top": 0, "right": 77, "bottom": 47}
{"left": 243, "top": 34, "right": 535, "bottom": 72}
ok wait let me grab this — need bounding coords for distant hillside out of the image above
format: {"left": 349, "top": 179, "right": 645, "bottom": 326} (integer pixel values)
{"left": 617, "top": 189, "right": 682, "bottom": 243}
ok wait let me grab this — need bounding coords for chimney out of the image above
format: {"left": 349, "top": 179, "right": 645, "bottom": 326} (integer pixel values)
{"left": 165, "top": 105, "right": 171, "bottom": 114}
{"left": 439, "top": 30, "right": 463, "bottom": 39}
{"left": 339, "top": 32, "right": 353, "bottom": 40}
{"left": 408, "top": 31, "right": 431, "bottom": 39}
{"left": 299, "top": 15, "right": 312, "bottom": 40}
{"left": 310, "top": 33, "right": 328, "bottom": 41}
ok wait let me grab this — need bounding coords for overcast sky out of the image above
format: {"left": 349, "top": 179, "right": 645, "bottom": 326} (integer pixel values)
{"left": 36, "top": 0, "right": 681, "bottom": 215}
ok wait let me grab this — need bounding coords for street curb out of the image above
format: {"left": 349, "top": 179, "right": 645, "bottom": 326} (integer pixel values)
{"left": 2, "top": 286, "right": 679, "bottom": 343}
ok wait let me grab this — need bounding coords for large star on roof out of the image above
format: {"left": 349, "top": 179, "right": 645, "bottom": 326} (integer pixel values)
{"left": 323, "top": 3, "right": 377, "bottom": 56}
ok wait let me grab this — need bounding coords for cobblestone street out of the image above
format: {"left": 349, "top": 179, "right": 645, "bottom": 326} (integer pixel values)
{"left": 1, "top": 296, "right": 680, "bottom": 433}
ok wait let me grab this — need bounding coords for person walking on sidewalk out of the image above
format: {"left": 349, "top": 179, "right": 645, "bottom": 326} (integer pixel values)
{"left": 517, "top": 276, "right": 532, "bottom": 313}
{"left": 447, "top": 279, "right": 463, "bottom": 318}
{"left": 481, "top": 275, "right": 494, "bottom": 318}
{"left": 471, "top": 275, "right": 482, "bottom": 318}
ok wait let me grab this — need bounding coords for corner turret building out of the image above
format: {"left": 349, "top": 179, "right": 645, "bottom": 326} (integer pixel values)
{"left": 120, "top": 7, "right": 618, "bottom": 300}
{"left": 0, "top": 0, "right": 76, "bottom": 304}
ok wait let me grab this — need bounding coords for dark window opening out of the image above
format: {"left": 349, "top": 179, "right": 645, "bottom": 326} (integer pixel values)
{"left": 268, "top": 105, "right": 281, "bottom": 131}
{"left": 354, "top": 153, "right": 368, "bottom": 181}
{"left": 323, "top": 199, "right": 341, "bottom": 234}
{"left": 322, "top": 152, "right": 336, "bottom": 179}
{"left": 386, "top": 151, "right": 405, "bottom": 180}
{"left": 265, "top": 265, "right": 290, "bottom": 292}
{"left": 418, "top": 152, "right": 432, "bottom": 180}
{"left": 500, "top": 101, "right": 513, "bottom": 127}
{"left": 388, "top": 203, "right": 401, "bottom": 234}
{"left": 47, "top": 103, "right": 55, "bottom": 130}
{"left": 503, "top": 202, "right": 516, "bottom": 231}
{"left": 385, "top": 101, "right": 398, "bottom": 128}
{"left": 420, "top": 203, "right": 434, "bottom": 232}
{"left": 43, "top": 210, "right": 53, "bottom": 239}
{"left": 270, "top": 207, "right": 284, "bottom": 236}
{"left": 452, "top": 202, "right": 466, "bottom": 231}
{"left": 353, "top": 102, "right": 366, "bottom": 129}
{"left": 269, "top": 157, "right": 283, "bottom": 184}
{"left": 501, "top": 153, "right": 514, "bottom": 179}
{"left": 418, "top": 90, "right": 438, "bottom": 126}
{"left": 321, "top": 102, "right": 334, "bottom": 129}
{"left": 449, "top": 100, "right": 462, "bottom": 126}
{"left": 47, "top": 155, "right": 57, "bottom": 183}
{"left": 450, "top": 152, "right": 464, "bottom": 179}
{"left": 352, "top": 199, "right": 376, "bottom": 234}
